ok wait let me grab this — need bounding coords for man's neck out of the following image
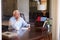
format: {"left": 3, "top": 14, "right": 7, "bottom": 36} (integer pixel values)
{"left": 15, "top": 17, "right": 20, "bottom": 21}
{"left": 16, "top": 18, "right": 18, "bottom": 21}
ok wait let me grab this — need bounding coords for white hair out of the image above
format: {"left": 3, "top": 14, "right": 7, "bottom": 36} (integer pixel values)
{"left": 13, "top": 10, "right": 20, "bottom": 16}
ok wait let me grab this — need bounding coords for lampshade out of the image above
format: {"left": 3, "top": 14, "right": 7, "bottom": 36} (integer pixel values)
{"left": 37, "top": 4, "right": 46, "bottom": 10}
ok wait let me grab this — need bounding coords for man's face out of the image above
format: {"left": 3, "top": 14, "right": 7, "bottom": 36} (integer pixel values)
{"left": 14, "top": 11, "right": 20, "bottom": 19}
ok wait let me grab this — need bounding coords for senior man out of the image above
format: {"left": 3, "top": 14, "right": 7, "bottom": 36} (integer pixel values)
{"left": 9, "top": 10, "right": 30, "bottom": 37}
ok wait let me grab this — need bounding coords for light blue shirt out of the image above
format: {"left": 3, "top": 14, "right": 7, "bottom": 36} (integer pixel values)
{"left": 9, "top": 17, "right": 29, "bottom": 36}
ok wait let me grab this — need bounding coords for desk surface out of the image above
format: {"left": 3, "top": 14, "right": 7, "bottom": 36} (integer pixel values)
{"left": 2, "top": 21, "right": 52, "bottom": 40}
{"left": 29, "top": 31, "right": 52, "bottom": 40}
{"left": 2, "top": 31, "right": 52, "bottom": 40}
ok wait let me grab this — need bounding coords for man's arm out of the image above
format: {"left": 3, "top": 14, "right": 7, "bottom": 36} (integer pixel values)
{"left": 9, "top": 21, "right": 14, "bottom": 31}
{"left": 22, "top": 18, "right": 28, "bottom": 27}
{"left": 9, "top": 18, "right": 18, "bottom": 31}
{"left": 22, "top": 18, "right": 30, "bottom": 29}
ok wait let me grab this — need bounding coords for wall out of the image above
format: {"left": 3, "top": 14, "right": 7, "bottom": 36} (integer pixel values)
{"left": 57, "top": 0, "right": 60, "bottom": 40}
{"left": 2, "top": 0, "right": 17, "bottom": 16}
{"left": 50, "top": 0, "right": 57, "bottom": 40}
{"left": 17, "top": 0, "right": 29, "bottom": 22}
{"left": 0, "top": 0, "right": 1, "bottom": 39}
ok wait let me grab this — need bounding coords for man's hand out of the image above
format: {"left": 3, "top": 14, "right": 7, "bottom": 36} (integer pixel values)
{"left": 28, "top": 24, "right": 30, "bottom": 31}
{"left": 22, "top": 24, "right": 30, "bottom": 31}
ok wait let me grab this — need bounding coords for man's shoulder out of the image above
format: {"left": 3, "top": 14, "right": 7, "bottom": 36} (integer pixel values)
{"left": 20, "top": 17, "right": 23, "bottom": 19}
{"left": 19, "top": 17, "right": 24, "bottom": 21}
{"left": 9, "top": 17, "right": 15, "bottom": 21}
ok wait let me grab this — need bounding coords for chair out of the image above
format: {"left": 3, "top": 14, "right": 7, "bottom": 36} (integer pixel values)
{"left": 2, "top": 25, "right": 8, "bottom": 32}
{"left": 20, "top": 13, "right": 25, "bottom": 21}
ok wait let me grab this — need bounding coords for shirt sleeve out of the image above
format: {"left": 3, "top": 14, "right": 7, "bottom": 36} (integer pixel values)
{"left": 9, "top": 18, "right": 16, "bottom": 30}
{"left": 9, "top": 18, "right": 14, "bottom": 27}
{"left": 22, "top": 18, "right": 28, "bottom": 27}
{"left": 9, "top": 18, "right": 13, "bottom": 30}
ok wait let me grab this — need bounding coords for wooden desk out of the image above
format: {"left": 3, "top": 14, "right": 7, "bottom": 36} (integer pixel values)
{"left": 2, "top": 29, "right": 29, "bottom": 40}
{"left": 2, "top": 21, "right": 52, "bottom": 40}
{"left": 29, "top": 32, "right": 52, "bottom": 40}
{"left": 2, "top": 32, "right": 52, "bottom": 40}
